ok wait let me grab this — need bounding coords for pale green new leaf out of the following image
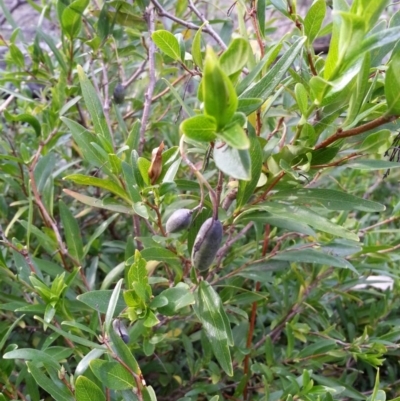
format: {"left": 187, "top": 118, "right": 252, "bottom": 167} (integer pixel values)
{"left": 77, "top": 65, "right": 113, "bottom": 151}
{"left": 59, "top": 200, "right": 84, "bottom": 263}
{"left": 152, "top": 30, "right": 181, "bottom": 61}
{"left": 304, "top": 0, "right": 326, "bottom": 44}
{"left": 385, "top": 51, "right": 400, "bottom": 115}
{"left": 239, "top": 37, "right": 306, "bottom": 113}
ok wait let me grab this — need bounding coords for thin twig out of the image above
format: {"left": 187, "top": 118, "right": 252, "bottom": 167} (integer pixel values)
{"left": 151, "top": 0, "right": 227, "bottom": 50}
{"left": 315, "top": 115, "right": 399, "bottom": 150}
{"left": 187, "top": 0, "right": 227, "bottom": 49}
{"left": 0, "top": 224, "right": 36, "bottom": 273}
{"left": 123, "top": 59, "right": 148, "bottom": 89}
{"left": 360, "top": 216, "right": 400, "bottom": 233}
{"left": 215, "top": 222, "right": 254, "bottom": 267}
{"left": 139, "top": 6, "right": 157, "bottom": 155}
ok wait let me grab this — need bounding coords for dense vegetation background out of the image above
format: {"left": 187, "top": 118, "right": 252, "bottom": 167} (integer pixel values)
{"left": 1, "top": 0, "right": 400, "bottom": 400}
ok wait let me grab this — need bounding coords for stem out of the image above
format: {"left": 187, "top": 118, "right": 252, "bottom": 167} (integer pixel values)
{"left": 315, "top": 115, "right": 399, "bottom": 150}
{"left": 139, "top": 6, "right": 157, "bottom": 155}
{"left": 243, "top": 224, "right": 269, "bottom": 399}
{"left": 150, "top": 0, "right": 227, "bottom": 49}
{"left": 179, "top": 136, "right": 219, "bottom": 218}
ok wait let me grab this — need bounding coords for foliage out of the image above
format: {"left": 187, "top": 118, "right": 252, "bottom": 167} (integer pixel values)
{"left": 1, "top": 0, "right": 400, "bottom": 400}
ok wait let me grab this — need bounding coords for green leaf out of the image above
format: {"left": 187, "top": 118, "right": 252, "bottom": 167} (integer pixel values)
{"left": 220, "top": 38, "right": 250, "bottom": 76}
{"left": 59, "top": 200, "right": 84, "bottom": 263}
{"left": 203, "top": 47, "right": 238, "bottom": 130}
{"left": 4, "top": 111, "right": 41, "bottom": 137}
{"left": 345, "top": 52, "right": 371, "bottom": 126}
{"left": 152, "top": 30, "right": 181, "bottom": 61}
{"left": 359, "top": 130, "right": 392, "bottom": 154}
{"left": 77, "top": 290, "right": 126, "bottom": 314}
{"left": 257, "top": 0, "right": 266, "bottom": 38}
{"left": 109, "top": 325, "right": 141, "bottom": 375}
{"left": 61, "top": 117, "right": 109, "bottom": 171}
{"left": 122, "top": 162, "right": 142, "bottom": 203}
{"left": 236, "top": 41, "right": 283, "bottom": 95}
{"left": 180, "top": 115, "right": 217, "bottom": 142}
{"left": 192, "top": 25, "right": 204, "bottom": 68}
{"left": 272, "top": 248, "right": 358, "bottom": 274}
{"left": 64, "top": 174, "right": 131, "bottom": 203}
{"left": 214, "top": 142, "right": 251, "bottom": 180}
{"left": 105, "top": 279, "right": 123, "bottom": 334}
{"left": 38, "top": 30, "right": 67, "bottom": 73}
{"left": 157, "top": 285, "right": 195, "bottom": 316}
{"left": 75, "top": 349, "right": 106, "bottom": 377}
{"left": 90, "top": 360, "right": 135, "bottom": 390}
{"left": 193, "top": 281, "right": 233, "bottom": 376}
{"left": 239, "top": 37, "right": 306, "bottom": 113}
{"left": 272, "top": 188, "right": 385, "bottom": 212}
{"left": 75, "top": 376, "right": 105, "bottom": 401}
{"left": 61, "top": 0, "right": 89, "bottom": 40}
{"left": 295, "top": 83, "right": 308, "bottom": 116}
{"left": 385, "top": 51, "right": 400, "bottom": 115}
{"left": 4, "top": 348, "right": 61, "bottom": 371}
{"left": 63, "top": 189, "right": 134, "bottom": 215}
{"left": 34, "top": 153, "right": 56, "bottom": 193}
{"left": 237, "top": 98, "right": 263, "bottom": 115}
{"left": 140, "top": 247, "right": 180, "bottom": 263}
{"left": 252, "top": 203, "right": 359, "bottom": 241}
{"left": 127, "top": 250, "right": 148, "bottom": 288}
{"left": 304, "top": 0, "right": 326, "bottom": 44}
{"left": 83, "top": 214, "right": 119, "bottom": 257}
{"left": 236, "top": 129, "right": 263, "bottom": 209}
{"left": 217, "top": 123, "right": 250, "bottom": 150}
{"left": 77, "top": 65, "right": 113, "bottom": 151}
{"left": 0, "top": 314, "right": 25, "bottom": 351}
{"left": 346, "top": 160, "right": 400, "bottom": 170}
{"left": 26, "top": 362, "right": 75, "bottom": 401}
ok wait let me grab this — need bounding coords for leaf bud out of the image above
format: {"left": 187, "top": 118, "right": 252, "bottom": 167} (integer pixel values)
{"left": 113, "top": 83, "right": 125, "bottom": 104}
{"left": 191, "top": 218, "right": 223, "bottom": 271}
{"left": 166, "top": 208, "right": 192, "bottom": 234}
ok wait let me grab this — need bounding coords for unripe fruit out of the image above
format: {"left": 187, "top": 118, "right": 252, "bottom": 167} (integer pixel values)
{"left": 112, "top": 319, "right": 129, "bottom": 344}
{"left": 166, "top": 209, "right": 192, "bottom": 234}
{"left": 113, "top": 83, "right": 125, "bottom": 104}
{"left": 191, "top": 218, "right": 223, "bottom": 271}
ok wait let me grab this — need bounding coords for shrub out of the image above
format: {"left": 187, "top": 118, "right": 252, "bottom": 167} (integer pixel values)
{"left": 1, "top": 0, "right": 400, "bottom": 400}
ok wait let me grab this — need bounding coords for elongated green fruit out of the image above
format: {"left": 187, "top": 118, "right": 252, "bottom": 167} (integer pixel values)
{"left": 192, "top": 218, "right": 223, "bottom": 271}
{"left": 113, "top": 83, "right": 125, "bottom": 104}
{"left": 166, "top": 209, "right": 192, "bottom": 234}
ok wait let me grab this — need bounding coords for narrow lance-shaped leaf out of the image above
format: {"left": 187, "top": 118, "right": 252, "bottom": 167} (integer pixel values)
{"left": 77, "top": 65, "right": 113, "bottom": 152}
{"left": 240, "top": 37, "right": 306, "bottom": 114}
{"left": 385, "top": 50, "right": 400, "bottom": 115}
{"left": 304, "top": 0, "right": 326, "bottom": 45}
{"left": 59, "top": 200, "right": 84, "bottom": 263}
{"left": 105, "top": 278, "right": 123, "bottom": 334}
{"left": 26, "top": 362, "right": 75, "bottom": 401}
{"left": 193, "top": 281, "right": 233, "bottom": 376}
